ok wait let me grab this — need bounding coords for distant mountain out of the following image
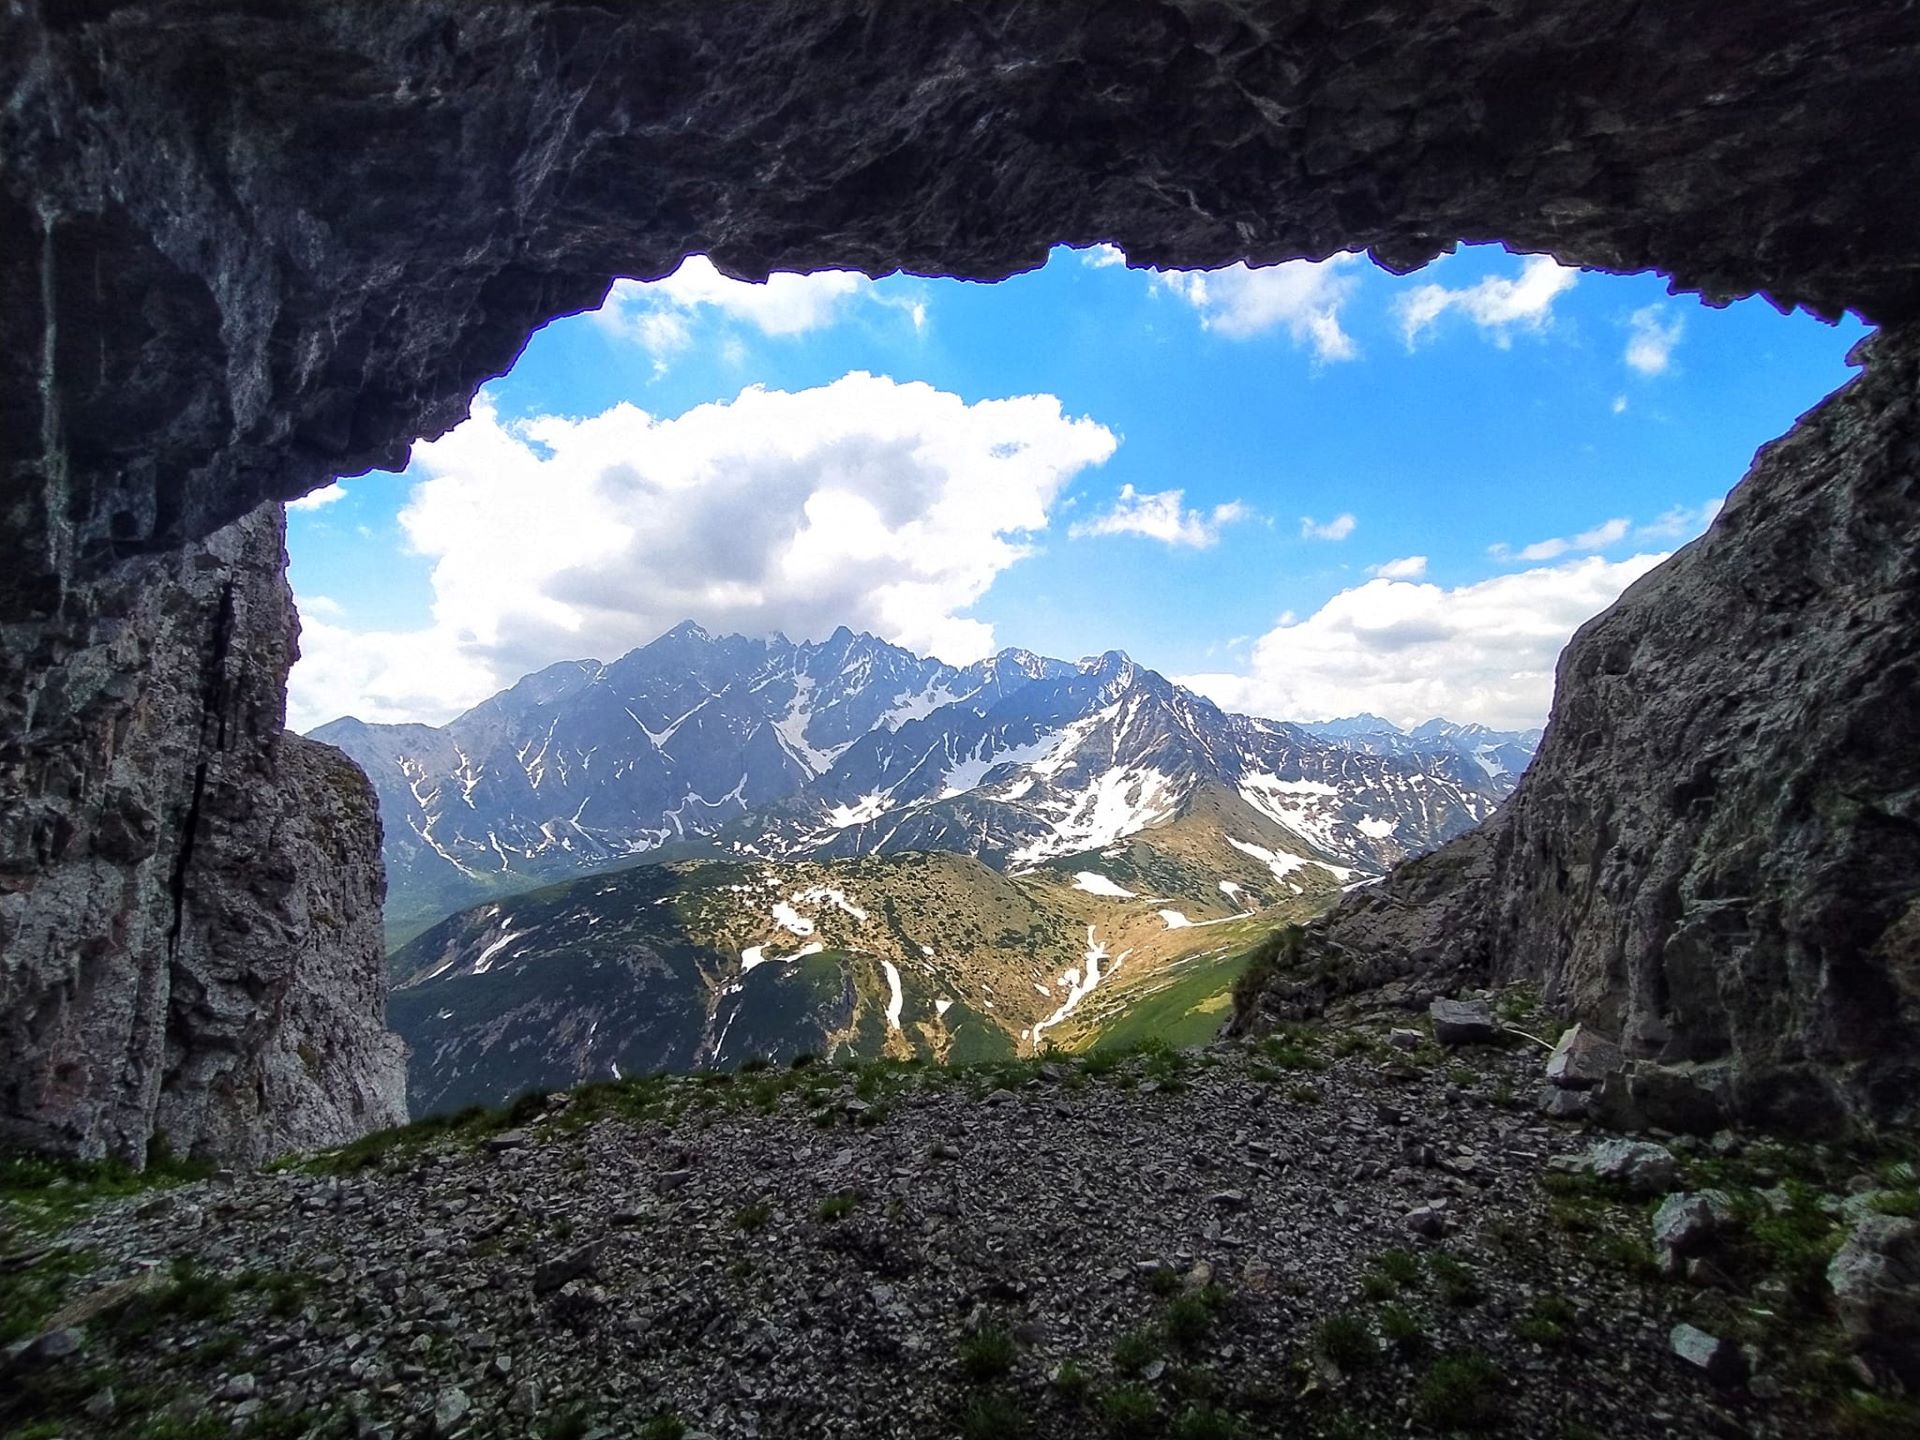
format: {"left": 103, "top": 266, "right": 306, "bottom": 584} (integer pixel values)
{"left": 388, "top": 810, "right": 1337, "bottom": 1116}
{"left": 314, "top": 624, "right": 1539, "bottom": 943}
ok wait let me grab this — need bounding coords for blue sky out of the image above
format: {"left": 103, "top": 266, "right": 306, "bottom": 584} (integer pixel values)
{"left": 286, "top": 244, "right": 1868, "bottom": 733}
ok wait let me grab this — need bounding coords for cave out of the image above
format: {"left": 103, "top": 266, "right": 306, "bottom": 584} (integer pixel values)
{"left": 2, "top": 0, "right": 1916, "bottom": 1163}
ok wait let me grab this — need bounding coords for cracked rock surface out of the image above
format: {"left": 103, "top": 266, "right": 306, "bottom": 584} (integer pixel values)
{"left": 0, "top": 506, "right": 406, "bottom": 1164}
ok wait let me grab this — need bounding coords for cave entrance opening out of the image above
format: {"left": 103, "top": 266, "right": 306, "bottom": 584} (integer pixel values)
{"left": 281, "top": 242, "right": 1871, "bottom": 1114}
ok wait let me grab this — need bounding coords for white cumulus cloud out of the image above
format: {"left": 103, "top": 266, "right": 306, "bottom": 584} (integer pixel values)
{"left": 1069, "top": 485, "right": 1251, "bottom": 549}
{"left": 1395, "top": 254, "right": 1578, "bottom": 349}
{"left": 1155, "top": 255, "right": 1362, "bottom": 362}
{"left": 1078, "top": 243, "right": 1129, "bottom": 269}
{"left": 287, "top": 484, "right": 348, "bottom": 512}
{"left": 594, "top": 255, "right": 922, "bottom": 373}
{"left": 1179, "top": 552, "right": 1670, "bottom": 731}
{"left": 1300, "top": 513, "right": 1357, "bottom": 542}
{"left": 1625, "top": 304, "right": 1686, "bottom": 376}
{"left": 287, "top": 375, "right": 1116, "bottom": 729}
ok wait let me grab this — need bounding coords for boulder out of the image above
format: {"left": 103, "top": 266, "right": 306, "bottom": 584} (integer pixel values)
{"left": 1587, "top": 1139, "right": 1679, "bottom": 1196}
{"left": 1430, "top": 998, "right": 1499, "bottom": 1047}
{"left": 1538, "top": 1088, "right": 1593, "bottom": 1121}
{"left": 1652, "top": 1191, "right": 1735, "bottom": 1275}
{"left": 1828, "top": 1215, "right": 1920, "bottom": 1386}
{"left": 1545, "top": 1025, "right": 1623, "bottom": 1090}
{"left": 1670, "top": 1323, "right": 1745, "bottom": 1388}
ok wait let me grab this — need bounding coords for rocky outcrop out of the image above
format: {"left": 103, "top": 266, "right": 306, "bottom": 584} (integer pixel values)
{"left": 0, "top": 506, "right": 406, "bottom": 1164}
{"left": 2, "top": 1, "right": 1917, "bottom": 623}
{"left": 1236, "top": 328, "right": 1920, "bottom": 1129}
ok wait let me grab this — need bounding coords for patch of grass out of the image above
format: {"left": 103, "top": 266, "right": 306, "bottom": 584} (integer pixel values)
{"left": 957, "top": 1325, "right": 1018, "bottom": 1383}
{"left": 1258, "top": 1033, "right": 1328, "bottom": 1074}
{"left": 1112, "top": 1325, "right": 1163, "bottom": 1377}
{"left": 734, "top": 1199, "right": 771, "bottom": 1232}
{"left": 1514, "top": 1294, "right": 1576, "bottom": 1348}
{"left": 957, "top": 1389, "right": 1029, "bottom": 1440}
{"left": 1314, "top": 1312, "right": 1377, "bottom": 1372}
{"left": 1051, "top": 1359, "right": 1094, "bottom": 1402}
{"left": 113, "top": 1258, "right": 240, "bottom": 1337}
{"left": 540, "top": 1412, "right": 591, "bottom": 1440}
{"left": 1372, "top": 1248, "right": 1422, "bottom": 1288}
{"left": 1832, "top": 1391, "right": 1920, "bottom": 1439}
{"left": 1146, "top": 1265, "right": 1182, "bottom": 1297}
{"left": 0, "top": 1245, "right": 94, "bottom": 1345}
{"left": 1414, "top": 1350, "right": 1503, "bottom": 1431}
{"left": 1099, "top": 1385, "right": 1160, "bottom": 1439}
{"left": 1447, "top": 1065, "right": 1477, "bottom": 1087}
{"left": 1868, "top": 1190, "right": 1920, "bottom": 1218}
{"left": 1359, "top": 1270, "right": 1395, "bottom": 1302}
{"left": 816, "top": 1191, "right": 859, "bottom": 1222}
{"left": 1287, "top": 1083, "right": 1323, "bottom": 1105}
{"left": 1165, "top": 1289, "right": 1224, "bottom": 1351}
{"left": 1, "top": 1142, "right": 214, "bottom": 1235}
{"left": 1171, "top": 1405, "right": 1242, "bottom": 1440}
{"left": 1379, "top": 1303, "right": 1426, "bottom": 1349}
{"left": 1429, "top": 1253, "right": 1485, "bottom": 1307}
{"left": 638, "top": 1413, "right": 687, "bottom": 1440}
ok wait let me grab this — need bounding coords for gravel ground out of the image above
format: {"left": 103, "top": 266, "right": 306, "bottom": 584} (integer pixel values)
{"left": 1, "top": 1034, "right": 1851, "bottom": 1439}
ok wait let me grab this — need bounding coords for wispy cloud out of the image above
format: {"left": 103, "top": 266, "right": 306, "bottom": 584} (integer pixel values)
{"left": 1368, "top": 555, "right": 1428, "bottom": 579}
{"left": 1079, "top": 243, "right": 1129, "bottom": 269}
{"left": 1300, "top": 513, "right": 1357, "bottom": 542}
{"left": 1070, "top": 485, "right": 1252, "bottom": 549}
{"left": 1625, "top": 304, "right": 1685, "bottom": 376}
{"left": 1395, "top": 254, "right": 1578, "bottom": 349}
{"left": 1493, "top": 503, "right": 1723, "bottom": 563}
{"left": 1155, "top": 255, "right": 1362, "bottom": 363}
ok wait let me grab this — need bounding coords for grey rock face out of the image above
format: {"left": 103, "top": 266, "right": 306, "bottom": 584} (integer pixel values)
{"left": 1239, "top": 329, "right": 1920, "bottom": 1128}
{"left": 0, "top": 507, "right": 406, "bottom": 1163}
{"left": 1828, "top": 1215, "right": 1920, "bottom": 1387}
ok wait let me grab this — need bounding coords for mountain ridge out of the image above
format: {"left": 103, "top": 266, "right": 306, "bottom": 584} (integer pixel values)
{"left": 312, "top": 622, "right": 1538, "bottom": 944}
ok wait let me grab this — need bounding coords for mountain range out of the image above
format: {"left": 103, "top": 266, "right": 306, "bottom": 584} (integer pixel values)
{"left": 312, "top": 624, "right": 1538, "bottom": 1114}
{"left": 313, "top": 622, "right": 1538, "bottom": 946}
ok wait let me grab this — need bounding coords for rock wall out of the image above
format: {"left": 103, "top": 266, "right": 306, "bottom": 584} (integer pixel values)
{"left": 1, "top": 1, "right": 1917, "bottom": 1153}
{"left": 0, "top": 506, "right": 406, "bottom": 1165}
{"left": 2, "top": 1, "right": 1916, "bottom": 622}
{"left": 1236, "top": 328, "right": 1920, "bottom": 1131}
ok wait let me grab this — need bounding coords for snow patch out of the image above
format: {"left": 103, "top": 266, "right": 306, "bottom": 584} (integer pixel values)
{"left": 1158, "top": 909, "right": 1194, "bottom": 929}
{"left": 1072, "top": 871, "right": 1136, "bottom": 899}
{"left": 934, "top": 998, "right": 954, "bottom": 1019}
{"left": 1028, "top": 927, "right": 1130, "bottom": 1049}
{"left": 882, "top": 960, "right": 904, "bottom": 1032}
{"left": 826, "top": 791, "right": 891, "bottom": 828}
{"left": 771, "top": 902, "right": 815, "bottom": 937}
{"left": 1356, "top": 815, "right": 1398, "bottom": 839}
